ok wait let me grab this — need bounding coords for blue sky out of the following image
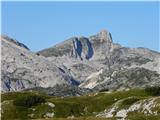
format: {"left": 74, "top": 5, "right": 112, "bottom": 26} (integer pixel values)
{"left": 2, "top": 1, "right": 159, "bottom": 52}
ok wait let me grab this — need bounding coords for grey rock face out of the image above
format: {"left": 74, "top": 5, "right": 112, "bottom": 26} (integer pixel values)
{"left": 38, "top": 30, "right": 113, "bottom": 60}
{"left": 89, "top": 67, "right": 160, "bottom": 91}
{"left": 2, "top": 29, "right": 160, "bottom": 93}
{"left": 1, "top": 36, "right": 78, "bottom": 92}
{"left": 38, "top": 30, "right": 160, "bottom": 91}
{"left": 71, "top": 37, "right": 94, "bottom": 60}
{"left": 2, "top": 35, "right": 30, "bottom": 50}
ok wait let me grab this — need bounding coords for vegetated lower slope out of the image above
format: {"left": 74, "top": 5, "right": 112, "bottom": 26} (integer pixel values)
{"left": 2, "top": 88, "right": 160, "bottom": 120}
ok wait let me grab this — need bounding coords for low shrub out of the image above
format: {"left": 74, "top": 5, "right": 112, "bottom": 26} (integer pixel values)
{"left": 13, "top": 94, "right": 45, "bottom": 107}
{"left": 99, "top": 88, "right": 109, "bottom": 92}
{"left": 122, "top": 97, "right": 139, "bottom": 105}
{"left": 145, "top": 86, "right": 160, "bottom": 96}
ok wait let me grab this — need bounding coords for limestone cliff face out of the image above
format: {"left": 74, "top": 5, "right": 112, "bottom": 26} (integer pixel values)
{"left": 71, "top": 36, "right": 94, "bottom": 60}
{"left": 1, "top": 36, "right": 78, "bottom": 92}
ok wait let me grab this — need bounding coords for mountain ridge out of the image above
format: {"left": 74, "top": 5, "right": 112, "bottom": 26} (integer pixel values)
{"left": 1, "top": 29, "right": 160, "bottom": 93}
{"left": 37, "top": 29, "right": 160, "bottom": 91}
{"left": 1, "top": 35, "right": 79, "bottom": 92}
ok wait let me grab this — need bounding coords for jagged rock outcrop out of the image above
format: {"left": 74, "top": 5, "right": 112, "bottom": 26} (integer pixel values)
{"left": 38, "top": 30, "right": 113, "bottom": 59}
{"left": 97, "top": 96, "right": 160, "bottom": 119}
{"left": 1, "top": 36, "right": 78, "bottom": 92}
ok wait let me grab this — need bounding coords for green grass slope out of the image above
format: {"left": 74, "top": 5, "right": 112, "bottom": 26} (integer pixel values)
{"left": 1, "top": 88, "right": 160, "bottom": 120}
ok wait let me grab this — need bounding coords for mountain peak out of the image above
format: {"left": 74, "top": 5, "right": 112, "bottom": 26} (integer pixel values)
{"left": 38, "top": 29, "right": 114, "bottom": 58}
{"left": 98, "top": 29, "right": 108, "bottom": 35}
{"left": 91, "top": 30, "right": 112, "bottom": 43}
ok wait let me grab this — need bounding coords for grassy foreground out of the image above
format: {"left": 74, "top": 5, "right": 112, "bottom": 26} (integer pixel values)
{"left": 1, "top": 88, "right": 160, "bottom": 120}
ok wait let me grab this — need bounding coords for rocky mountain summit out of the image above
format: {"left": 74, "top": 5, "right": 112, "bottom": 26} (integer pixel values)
{"left": 38, "top": 30, "right": 160, "bottom": 90}
{"left": 1, "top": 29, "right": 160, "bottom": 93}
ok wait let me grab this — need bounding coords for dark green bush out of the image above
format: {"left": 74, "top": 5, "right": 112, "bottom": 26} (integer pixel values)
{"left": 145, "top": 86, "right": 160, "bottom": 96}
{"left": 13, "top": 94, "right": 46, "bottom": 107}
{"left": 122, "top": 97, "right": 139, "bottom": 105}
{"left": 99, "top": 88, "right": 109, "bottom": 92}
